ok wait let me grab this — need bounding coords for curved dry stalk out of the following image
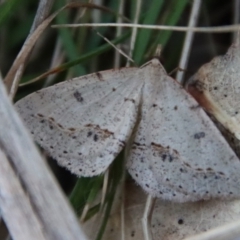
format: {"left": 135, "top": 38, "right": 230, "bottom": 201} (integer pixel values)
{"left": 0, "top": 150, "right": 46, "bottom": 240}
{"left": 0, "top": 78, "right": 88, "bottom": 240}
{"left": 53, "top": 23, "right": 240, "bottom": 32}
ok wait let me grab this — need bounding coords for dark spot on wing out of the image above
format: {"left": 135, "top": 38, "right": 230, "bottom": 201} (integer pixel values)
{"left": 179, "top": 168, "right": 187, "bottom": 173}
{"left": 87, "top": 131, "right": 93, "bottom": 137}
{"left": 124, "top": 98, "right": 135, "bottom": 103}
{"left": 178, "top": 219, "right": 184, "bottom": 225}
{"left": 194, "top": 132, "right": 205, "bottom": 139}
{"left": 37, "top": 113, "right": 44, "bottom": 117}
{"left": 162, "top": 154, "right": 167, "bottom": 161}
{"left": 189, "top": 104, "right": 200, "bottom": 110}
{"left": 94, "top": 134, "right": 98, "bottom": 142}
{"left": 112, "top": 88, "right": 116, "bottom": 91}
{"left": 57, "top": 123, "right": 64, "bottom": 129}
{"left": 168, "top": 155, "right": 174, "bottom": 162}
{"left": 183, "top": 162, "right": 191, "bottom": 168}
{"left": 68, "top": 128, "right": 76, "bottom": 131}
{"left": 174, "top": 106, "right": 178, "bottom": 110}
{"left": 152, "top": 104, "right": 157, "bottom": 107}
{"left": 73, "top": 90, "right": 84, "bottom": 102}
{"left": 49, "top": 117, "right": 55, "bottom": 122}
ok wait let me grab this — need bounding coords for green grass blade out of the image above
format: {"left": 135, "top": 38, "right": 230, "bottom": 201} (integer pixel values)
{"left": 133, "top": 0, "right": 164, "bottom": 64}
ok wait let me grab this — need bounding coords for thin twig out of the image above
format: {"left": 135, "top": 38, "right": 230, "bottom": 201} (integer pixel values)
{"left": 53, "top": 23, "right": 240, "bottom": 32}
{"left": 176, "top": 0, "right": 201, "bottom": 83}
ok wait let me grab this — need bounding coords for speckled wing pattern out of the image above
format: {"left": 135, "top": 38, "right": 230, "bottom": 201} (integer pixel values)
{"left": 16, "top": 59, "right": 240, "bottom": 202}
{"left": 15, "top": 68, "right": 143, "bottom": 176}
{"left": 126, "top": 59, "right": 240, "bottom": 202}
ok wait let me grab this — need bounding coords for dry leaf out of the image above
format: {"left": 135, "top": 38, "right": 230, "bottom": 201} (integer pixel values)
{"left": 186, "top": 41, "right": 240, "bottom": 141}
{"left": 82, "top": 180, "right": 240, "bottom": 240}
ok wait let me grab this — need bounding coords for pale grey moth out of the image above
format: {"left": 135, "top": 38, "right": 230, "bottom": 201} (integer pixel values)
{"left": 15, "top": 58, "right": 240, "bottom": 202}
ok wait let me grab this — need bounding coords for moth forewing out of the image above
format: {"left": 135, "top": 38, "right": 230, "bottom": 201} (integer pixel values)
{"left": 15, "top": 67, "right": 143, "bottom": 176}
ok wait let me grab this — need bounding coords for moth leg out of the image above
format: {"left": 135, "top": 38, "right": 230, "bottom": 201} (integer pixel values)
{"left": 142, "top": 195, "right": 155, "bottom": 240}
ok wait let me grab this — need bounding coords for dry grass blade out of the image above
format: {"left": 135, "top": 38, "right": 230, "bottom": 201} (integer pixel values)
{"left": 53, "top": 23, "right": 240, "bottom": 32}
{"left": 0, "top": 79, "right": 88, "bottom": 239}
{"left": 0, "top": 149, "right": 46, "bottom": 240}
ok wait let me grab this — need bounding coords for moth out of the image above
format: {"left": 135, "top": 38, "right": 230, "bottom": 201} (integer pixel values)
{"left": 15, "top": 58, "right": 240, "bottom": 202}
